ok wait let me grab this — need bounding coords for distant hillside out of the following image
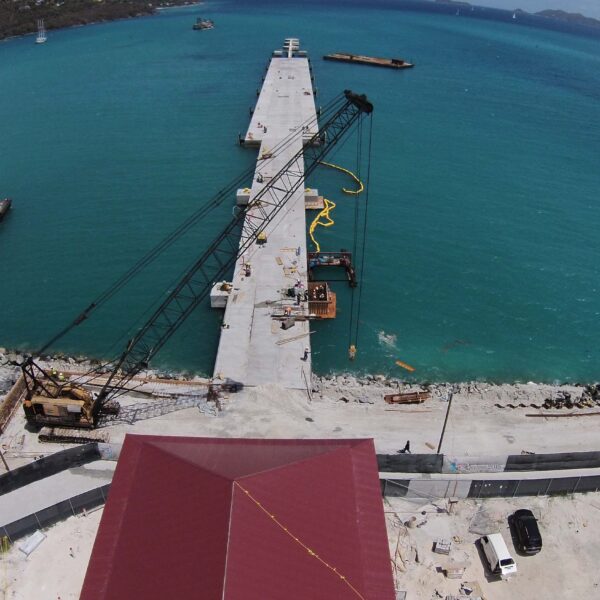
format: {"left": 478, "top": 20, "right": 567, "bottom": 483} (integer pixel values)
{"left": 535, "top": 9, "right": 600, "bottom": 29}
{"left": 0, "top": 0, "right": 198, "bottom": 41}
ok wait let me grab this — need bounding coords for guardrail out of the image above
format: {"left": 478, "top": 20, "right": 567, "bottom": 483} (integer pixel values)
{"left": 381, "top": 473, "right": 600, "bottom": 500}
{"left": 0, "top": 443, "right": 101, "bottom": 496}
{"left": 377, "top": 451, "right": 600, "bottom": 474}
{"left": 0, "top": 484, "right": 110, "bottom": 543}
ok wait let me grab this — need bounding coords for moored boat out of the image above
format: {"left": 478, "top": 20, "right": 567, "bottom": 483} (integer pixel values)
{"left": 36, "top": 19, "right": 47, "bottom": 44}
{"left": 193, "top": 18, "right": 214, "bottom": 30}
{"left": 0, "top": 198, "right": 12, "bottom": 221}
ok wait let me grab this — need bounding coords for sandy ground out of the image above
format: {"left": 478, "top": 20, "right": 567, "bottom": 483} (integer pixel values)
{"left": 3, "top": 493, "right": 600, "bottom": 599}
{"left": 1, "top": 508, "right": 103, "bottom": 600}
{"left": 385, "top": 493, "right": 600, "bottom": 599}
{"left": 1, "top": 367, "right": 599, "bottom": 467}
{"left": 1, "top": 361, "right": 600, "bottom": 598}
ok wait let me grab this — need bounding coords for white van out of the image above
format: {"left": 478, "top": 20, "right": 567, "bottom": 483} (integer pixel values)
{"left": 480, "top": 533, "right": 517, "bottom": 579}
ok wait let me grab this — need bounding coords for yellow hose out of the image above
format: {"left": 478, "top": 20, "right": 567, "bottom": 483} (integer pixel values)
{"left": 308, "top": 162, "right": 363, "bottom": 251}
{"left": 319, "top": 161, "right": 364, "bottom": 195}
{"left": 309, "top": 197, "right": 336, "bottom": 252}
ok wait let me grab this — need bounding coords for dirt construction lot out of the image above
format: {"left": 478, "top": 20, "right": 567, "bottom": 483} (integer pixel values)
{"left": 386, "top": 493, "right": 600, "bottom": 599}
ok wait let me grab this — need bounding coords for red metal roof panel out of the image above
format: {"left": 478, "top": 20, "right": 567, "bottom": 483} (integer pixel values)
{"left": 80, "top": 436, "right": 394, "bottom": 600}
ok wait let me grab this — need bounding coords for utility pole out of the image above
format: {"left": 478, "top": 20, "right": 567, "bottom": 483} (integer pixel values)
{"left": 0, "top": 449, "right": 9, "bottom": 472}
{"left": 436, "top": 389, "right": 454, "bottom": 455}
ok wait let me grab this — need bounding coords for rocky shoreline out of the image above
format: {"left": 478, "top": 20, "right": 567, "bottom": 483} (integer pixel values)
{"left": 2, "top": 348, "right": 598, "bottom": 409}
{"left": 313, "top": 373, "right": 600, "bottom": 407}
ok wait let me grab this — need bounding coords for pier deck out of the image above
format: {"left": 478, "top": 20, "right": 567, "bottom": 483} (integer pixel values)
{"left": 243, "top": 41, "right": 316, "bottom": 147}
{"left": 213, "top": 41, "right": 318, "bottom": 389}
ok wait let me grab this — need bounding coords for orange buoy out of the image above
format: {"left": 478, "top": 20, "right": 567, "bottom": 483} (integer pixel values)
{"left": 395, "top": 359, "right": 415, "bottom": 372}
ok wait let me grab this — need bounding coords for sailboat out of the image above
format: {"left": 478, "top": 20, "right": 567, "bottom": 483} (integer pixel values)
{"left": 512, "top": 11, "right": 517, "bottom": 20}
{"left": 36, "top": 19, "right": 47, "bottom": 44}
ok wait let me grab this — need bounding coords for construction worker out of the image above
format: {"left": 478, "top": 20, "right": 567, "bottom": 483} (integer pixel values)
{"left": 348, "top": 345, "right": 357, "bottom": 360}
{"left": 58, "top": 372, "right": 65, "bottom": 382}
{"left": 50, "top": 368, "right": 58, "bottom": 379}
{"left": 302, "top": 347, "right": 310, "bottom": 361}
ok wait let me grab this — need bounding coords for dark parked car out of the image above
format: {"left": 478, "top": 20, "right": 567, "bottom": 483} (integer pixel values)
{"left": 511, "top": 509, "right": 542, "bottom": 554}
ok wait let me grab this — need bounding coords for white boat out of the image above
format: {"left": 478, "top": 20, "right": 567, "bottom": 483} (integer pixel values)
{"left": 512, "top": 11, "right": 517, "bottom": 20}
{"left": 36, "top": 19, "right": 47, "bottom": 44}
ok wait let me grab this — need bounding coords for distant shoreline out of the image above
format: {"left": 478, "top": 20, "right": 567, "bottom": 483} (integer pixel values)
{"left": 0, "top": 0, "right": 201, "bottom": 42}
{"left": 365, "top": 0, "right": 600, "bottom": 39}
{"left": 429, "top": 0, "right": 600, "bottom": 36}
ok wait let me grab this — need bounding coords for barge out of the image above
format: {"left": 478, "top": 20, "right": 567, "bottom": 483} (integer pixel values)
{"left": 323, "top": 52, "right": 414, "bottom": 69}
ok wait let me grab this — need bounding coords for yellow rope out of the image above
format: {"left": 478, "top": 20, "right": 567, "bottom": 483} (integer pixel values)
{"left": 319, "top": 161, "right": 364, "bottom": 195}
{"left": 233, "top": 481, "right": 367, "bottom": 600}
{"left": 308, "top": 162, "right": 364, "bottom": 251}
{"left": 309, "top": 197, "right": 336, "bottom": 252}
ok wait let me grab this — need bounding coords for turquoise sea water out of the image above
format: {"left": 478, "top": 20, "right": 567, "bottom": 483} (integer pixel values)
{"left": 0, "top": 1, "right": 599, "bottom": 382}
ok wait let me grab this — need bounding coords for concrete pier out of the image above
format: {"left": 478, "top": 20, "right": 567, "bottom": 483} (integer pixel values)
{"left": 212, "top": 40, "right": 318, "bottom": 390}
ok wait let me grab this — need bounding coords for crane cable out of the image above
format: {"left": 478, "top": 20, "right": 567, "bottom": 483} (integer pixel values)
{"left": 348, "top": 117, "right": 364, "bottom": 357}
{"left": 352, "top": 113, "right": 373, "bottom": 357}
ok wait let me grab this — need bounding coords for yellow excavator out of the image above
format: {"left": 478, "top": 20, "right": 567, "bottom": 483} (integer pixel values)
{"left": 21, "top": 360, "right": 117, "bottom": 429}
{"left": 23, "top": 381, "right": 95, "bottom": 428}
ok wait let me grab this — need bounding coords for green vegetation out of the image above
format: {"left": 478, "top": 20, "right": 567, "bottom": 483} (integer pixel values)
{"left": 535, "top": 9, "right": 600, "bottom": 29}
{"left": 0, "top": 0, "right": 198, "bottom": 40}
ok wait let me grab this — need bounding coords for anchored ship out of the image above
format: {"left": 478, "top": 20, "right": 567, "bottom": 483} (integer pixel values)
{"left": 323, "top": 52, "right": 413, "bottom": 69}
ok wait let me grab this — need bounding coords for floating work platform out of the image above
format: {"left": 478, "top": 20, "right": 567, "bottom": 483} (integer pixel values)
{"left": 308, "top": 251, "right": 357, "bottom": 287}
{"left": 323, "top": 52, "right": 414, "bottom": 69}
{"left": 307, "top": 282, "right": 336, "bottom": 319}
{"left": 213, "top": 39, "right": 318, "bottom": 389}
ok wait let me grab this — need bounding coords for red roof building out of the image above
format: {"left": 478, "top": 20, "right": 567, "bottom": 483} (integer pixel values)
{"left": 80, "top": 435, "right": 395, "bottom": 600}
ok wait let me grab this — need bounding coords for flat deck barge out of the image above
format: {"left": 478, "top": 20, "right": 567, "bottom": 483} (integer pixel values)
{"left": 323, "top": 52, "right": 414, "bottom": 69}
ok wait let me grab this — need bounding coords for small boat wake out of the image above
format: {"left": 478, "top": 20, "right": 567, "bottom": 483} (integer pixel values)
{"left": 377, "top": 330, "right": 397, "bottom": 348}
